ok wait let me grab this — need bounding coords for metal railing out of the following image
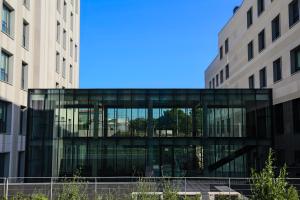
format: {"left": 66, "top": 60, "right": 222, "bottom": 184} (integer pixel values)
{"left": 1, "top": 177, "right": 300, "bottom": 200}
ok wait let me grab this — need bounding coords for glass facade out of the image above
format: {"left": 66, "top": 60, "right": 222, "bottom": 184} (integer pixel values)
{"left": 26, "top": 89, "right": 272, "bottom": 178}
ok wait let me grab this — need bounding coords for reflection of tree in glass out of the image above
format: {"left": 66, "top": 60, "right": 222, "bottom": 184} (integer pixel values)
{"left": 129, "top": 118, "right": 147, "bottom": 136}
{"left": 155, "top": 109, "right": 193, "bottom": 136}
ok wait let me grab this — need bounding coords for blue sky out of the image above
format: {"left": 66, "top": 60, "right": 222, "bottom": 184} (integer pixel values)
{"left": 80, "top": 0, "right": 242, "bottom": 88}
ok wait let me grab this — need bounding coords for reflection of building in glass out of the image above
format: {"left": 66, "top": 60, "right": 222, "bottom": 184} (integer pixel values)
{"left": 26, "top": 89, "right": 272, "bottom": 178}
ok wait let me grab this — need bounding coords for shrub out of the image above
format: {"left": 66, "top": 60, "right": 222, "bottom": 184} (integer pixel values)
{"left": 57, "top": 177, "right": 88, "bottom": 200}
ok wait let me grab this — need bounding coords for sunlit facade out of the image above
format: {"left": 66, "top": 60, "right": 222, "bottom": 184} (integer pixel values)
{"left": 25, "top": 89, "right": 272, "bottom": 177}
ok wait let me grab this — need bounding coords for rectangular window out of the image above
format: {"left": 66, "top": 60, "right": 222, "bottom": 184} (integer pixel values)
{"left": 75, "top": 44, "right": 78, "bottom": 62}
{"left": 209, "top": 81, "right": 211, "bottom": 89}
{"left": 212, "top": 78, "right": 215, "bottom": 88}
{"left": 0, "top": 101, "right": 8, "bottom": 133}
{"left": 274, "top": 103, "right": 284, "bottom": 135}
{"left": 272, "top": 15, "right": 281, "bottom": 41}
{"left": 247, "top": 7, "right": 253, "bottom": 28}
{"left": 291, "top": 45, "right": 300, "bottom": 74}
{"left": 225, "top": 39, "right": 229, "bottom": 54}
{"left": 70, "top": 12, "right": 74, "bottom": 31}
{"left": 22, "top": 20, "right": 29, "bottom": 49}
{"left": 2, "top": 3, "right": 12, "bottom": 35}
{"left": 19, "top": 106, "right": 26, "bottom": 135}
{"left": 56, "top": 52, "right": 60, "bottom": 73}
{"left": 248, "top": 41, "right": 254, "bottom": 61}
{"left": 259, "top": 67, "right": 267, "bottom": 88}
{"left": 21, "top": 62, "right": 28, "bottom": 90}
{"left": 56, "top": 21, "right": 60, "bottom": 43}
{"left": 63, "top": 29, "right": 66, "bottom": 49}
{"left": 18, "top": 151, "right": 25, "bottom": 177}
{"left": 23, "top": 0, "right": 30, "bottom": 9}
{"left": 63, "top": 1, "right": 67, "bottom": 21}
{"left": 62, "top": 58, "right": 66, "bottom": 78}
{"left": 249, "top": 75, "right": 255, "bottom": 89}
{"left": 0, "top": 51, "right": 10, "bottom": 82}
{"left": 69, "top": 65, "right": 73, "bottom": 83}
{"left": 293, "top": 98, "right": 300, "bottom": 134}
{"left": 225, "top": 64, "right": 229, "bottom": 79}
{"left": 219, "top": 46, "right": 223, "bottom": 60}
{"left": 220, "top": 70, "right": 224, "bottom": 84}
{"left": 273, "top": 57, "right": 282, "bottom": 82}
{"left": 0, "top": 153, "right": 10, "bottom": 177}
{"left": 257, "top": 0, "right": 265, "bottom": 16}
{"left": 216, "top": 74, "right": 219, "bottom": 87}
{"left": 56, "top": 82, "right": 59, "bottom": 88}
{"left": 258, "top": 29, "right": 265, "bottom": 52}
{"left": 289, "top": 0, "right": 299, "bottom": 27}
{"left": 70, "top": 39, "right": 73, "bottom": 57}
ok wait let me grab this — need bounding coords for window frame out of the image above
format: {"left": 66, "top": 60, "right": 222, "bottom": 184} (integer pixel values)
{"left": 273, "top": 57, "right": 282, "bottom": 83}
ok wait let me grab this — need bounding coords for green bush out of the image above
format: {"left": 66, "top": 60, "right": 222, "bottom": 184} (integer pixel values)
{"left": 31, "top": 193, "right": 48, "bottom": 200}
{"left": 57, "top": 177, "right": 88, "bottom": 200}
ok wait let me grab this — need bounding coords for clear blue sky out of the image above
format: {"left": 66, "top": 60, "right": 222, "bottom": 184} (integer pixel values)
{"left": 80, "top": 0, "right": 242, "bottom": 88}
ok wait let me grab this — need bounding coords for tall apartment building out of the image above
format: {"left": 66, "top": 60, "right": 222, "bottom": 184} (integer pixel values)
{"left": 0, "top": 0, "right": 80, "bottom": 177}
{"left": 205, "top": 0, "right": 300, "bottom": 176}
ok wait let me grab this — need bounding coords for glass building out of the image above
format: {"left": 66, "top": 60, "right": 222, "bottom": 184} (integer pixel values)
{"left": 26, "top": 89, "right": 272, "bottom": 178}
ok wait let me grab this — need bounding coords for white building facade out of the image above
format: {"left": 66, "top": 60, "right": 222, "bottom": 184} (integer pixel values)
{"left": 0, "top": 0, "right": 80, "bottom": 177}
{"left": 205, "top": 0, "right": 300, "bottom": 176}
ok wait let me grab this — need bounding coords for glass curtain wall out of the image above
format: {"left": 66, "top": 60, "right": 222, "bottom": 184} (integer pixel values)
{"left": 26, "top": 89, "right": 272, "bottom": 178}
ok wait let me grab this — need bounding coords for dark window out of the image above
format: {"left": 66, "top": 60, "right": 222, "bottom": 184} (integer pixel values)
{"left": 247, "top": 7, "right": 253, "bottom": 28}
{"left": 295, "top": 150, "right": 300, "bottom": 164}
{"left": 248, "top": 41, "right": 254, "bottom": 61}
{"left": 249, "top": 75, "right": 255, "bottom": 89}
{"left": 216, "top": 74, "right": 219, "bottom": 87}
{"left": 0, "top": 153, "right": 10, "bottom": 177}
{"left": 212, "top": 78, "right": 215, "bottom": 88}
{"left": 259, "top": 67, "right": 267, "bottom": 88}
{"left": 293, "top": 98, "right": 300, "bottom": 134}
{"left": 272, "top": 15, "right": 281, "bottom": 41}
{"left": 209, "top": 81, "right": 211, "bottom": 89}
{"left": 0, "top": 50, "right": 10, "bottom": 82}
{"left": 257, "top": 0, "right": 265, "bottom": 16}
{"left": 225, "top": 64, "right": 229, "bottom": 79}
{"left": 273, "top": 58, "right": 282, "bottom": 82}
{"left": 274, "top": 103, "right": 284, "bottom": 135}
{"left": 225, "top": 39, "right": 229, "bottom": 54}
{"left": 258, "top": 29, "right": 265, "bottom": 52}
{"left": 0, "top": 101, "right": 8, "bottom": 133}
{"left": 2, "top": 3, "right": 12, "bottom": 35}
{"left": 219, "top": 46, "right": 223, "bottom": 60}
{"left": 220, "top": 70, "right": 224, "bottom": 84}
{"left": 291, "top": 45, "right": 300, "bottom": 74}
{"left": 289, "top": 0, "right": 299, "bottom": 27}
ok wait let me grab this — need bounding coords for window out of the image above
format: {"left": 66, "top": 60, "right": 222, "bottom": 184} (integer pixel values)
{"left": 291, "top": 45, "right": 300, "bottom": 74}
{"left": 225, "top": 64, "right": 229, "bottom": 79}
{"left": 70, "top": 39, "right": 73, "bottom": 57}
{"left": 212, "top": 78, "right": 215, "bottom": 88}
{"left": 273, "top": 57, "right": 282, "bottom": 82}
{"left": 69, "top": 65, "right": 73, "bottom": 83}
{"left": 23, "top": 0, "right": 30, "bottom": 9}
{"left": 249, "top": 75, "right": 255, "bottom": 89}
{"left": 0, "top": 153, "right": 9, "bottom": 177}
{"left": 75, "top": 44, "right": 78, "bottom": 62}
{"left": 18, "top": 151, "right": 25, "bottom": 177}
{"left": 2, "top": 3, "right": 12, "bottom": 35}
{"left": 57, "top": 0, "right": 61, "bottom": 13}
{"left": 19, "top": 106, "right": 26, "bottom": 135}
{"left": 259, "top": 67, "right": 267, "bottom": 88}
{"left": 0, "top": 51, "right": 10, "bottom": 82}
{"left": 293, "top": 98, "right": 300, "bottom": 134}
{"left": 216, "top": 74, "right": 219, "bottom": 87}
{"left": 56, "top": 82, "right": 59, "bottom": 88}
{"left": 63, "top": 29, "right": 66, "bottom": 49}
{"left": 0, "top": 101, "right": 8, "bottom": 133}
{"left": 63, "top": 1, "right": 67, "bottom": 21}
{"left": 289, "top": 0, "right": 299, "bottom": 27}
{"left": 248, "top": 41, "right": 254, "bottom": 61}
{"left": 70, "top": 12, "right": 74, "bottom": 31}
{"left": 220, "top": 70, "right": 224, "bottom": 84}
{"left": 62, "top": 58, "right": 66, "bottom": 78}
{"left": 272, "top": 15, "right": 281, "bottom": 41}
{"left": 21, "top": 62, "right": 28, "bottom": 90}
{"left": 56, "top": 21, "right": 60, "bottom": 43}
{"left": 219, "top": 46, "right": 223, "bottom": 60}
{"left": 225, "top": 38, "right": 229, "bottom": 54}
{"left": 22, "top": 20, "right": 29, "bottom": 49}
{"left": 274, "top": 103, "right": 284, "bottom": 135}
{"left": 209, "top": 81, "right": 211, "bottom": 89}
{"left": 257, "top": 0, "right": 265, "bottom": 16}
{"left": 56, "top": 52, "right": 60, "bottom": 73}
{"left": 247, "top": 7, "right": 253, "bottom": 28}
{"left": 258, "top": 29, "right": 265, "bottom": 52}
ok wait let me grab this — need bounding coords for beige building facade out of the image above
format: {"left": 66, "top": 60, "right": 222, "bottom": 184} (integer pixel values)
{"left": 205, "top": 0, "right": 300, "bottom": 176}
{"left": 0, "top": 0, "right": 80, "bottom": 177}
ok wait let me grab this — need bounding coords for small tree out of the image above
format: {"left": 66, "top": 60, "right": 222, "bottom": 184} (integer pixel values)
{"left": 251, "top": 149, "right": 299, "bottom": 200}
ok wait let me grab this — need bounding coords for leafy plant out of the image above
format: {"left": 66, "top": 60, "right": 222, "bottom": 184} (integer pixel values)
{"left": 31, "top": 193, "right": 48, "bottom": 200}
{"left": 57, "top": 177, "right": 88, "bottom": 200}
{"left": 251, "top": 148, "right": 299, "bottom": 200}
